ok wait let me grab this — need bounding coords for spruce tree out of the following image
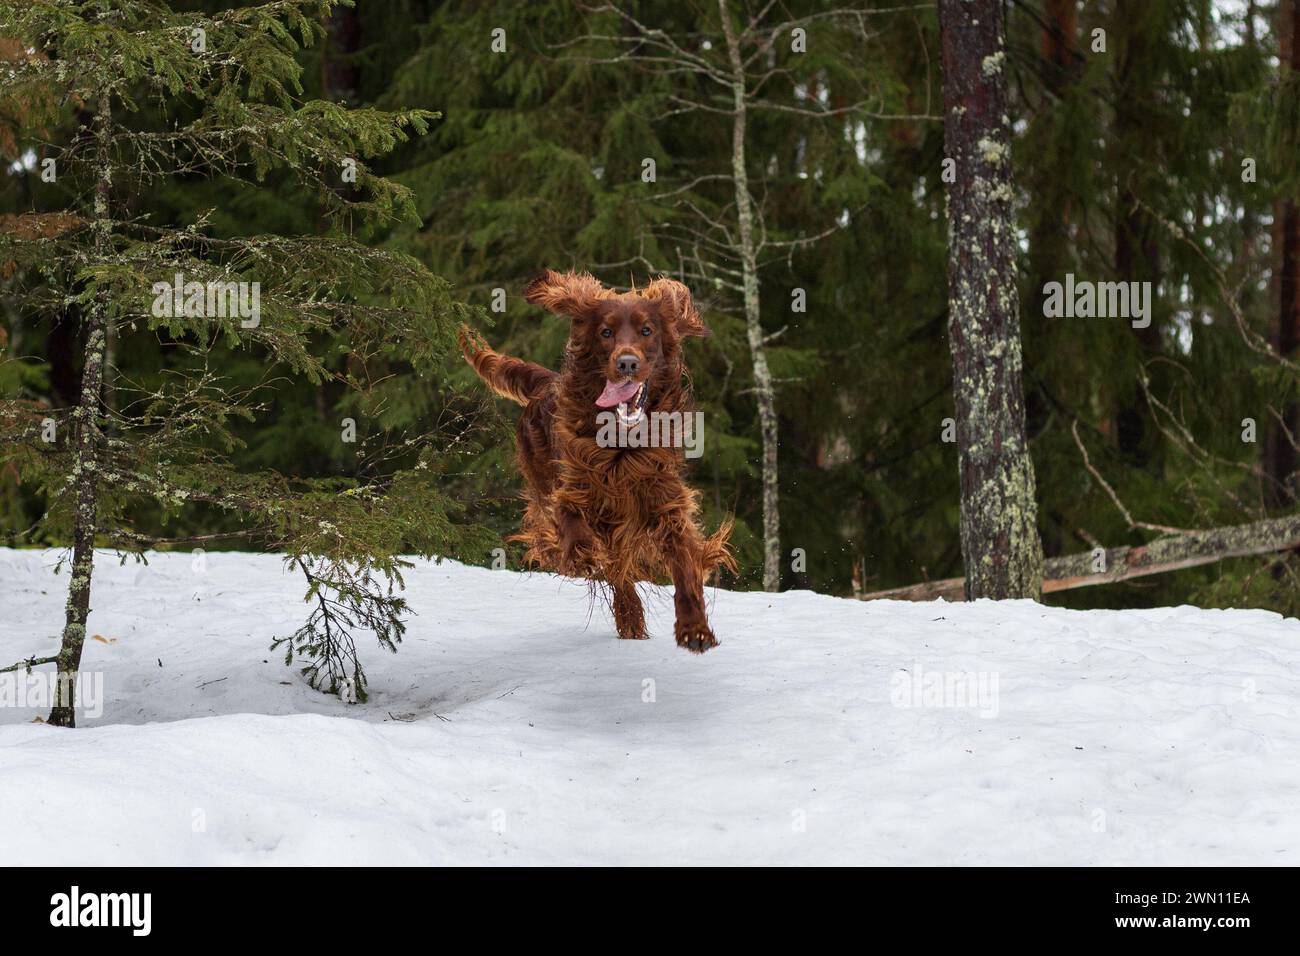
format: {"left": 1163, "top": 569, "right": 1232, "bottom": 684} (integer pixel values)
{"left": 374, "top": 1, "right": 943, "bottom": 596}
{"left": 0, "top": 0, "right": 488, "bottom": 725}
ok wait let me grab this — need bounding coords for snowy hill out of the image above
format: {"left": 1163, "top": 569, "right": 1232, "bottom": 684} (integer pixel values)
{"left": 2, "top": 547, "right": 1299, "bottom": 865}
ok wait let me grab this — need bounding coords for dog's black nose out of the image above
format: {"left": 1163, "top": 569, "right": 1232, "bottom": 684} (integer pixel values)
{"left": 616, "top": 355, "right": 640, "bottom": 377}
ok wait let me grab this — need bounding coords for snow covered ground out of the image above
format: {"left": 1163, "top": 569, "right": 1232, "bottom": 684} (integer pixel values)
{"left": 2, "top": 546, "right": 1299, "bottom": 865}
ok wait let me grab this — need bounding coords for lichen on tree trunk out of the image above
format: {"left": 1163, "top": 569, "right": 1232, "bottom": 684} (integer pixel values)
{"left": 719, "top": 0, "right": 781, "bottom": 593}
{"left": 48, "top": 87, "right": 113, "bottom": 728}
{"left": 938, "top": 0, "right": 1044, "bottom": 600}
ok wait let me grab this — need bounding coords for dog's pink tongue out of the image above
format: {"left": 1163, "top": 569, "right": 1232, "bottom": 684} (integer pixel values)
{"left": 596, "top": 379, "right": 640, "bottom": 409}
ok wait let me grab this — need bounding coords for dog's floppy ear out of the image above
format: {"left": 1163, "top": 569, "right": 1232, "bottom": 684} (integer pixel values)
{"left": 523, "top": 269, "right": 609, "bottom": 321}
{"left": 644, "top": 276, "right": 707, "bottom": 338}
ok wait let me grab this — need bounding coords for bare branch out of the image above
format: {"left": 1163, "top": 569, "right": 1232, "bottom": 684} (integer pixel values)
{"left": 0, "top": 655, "right": 59, "bottom": 675}
{"left": 1071, "top": 419, "right": 1190, "bottom": 535}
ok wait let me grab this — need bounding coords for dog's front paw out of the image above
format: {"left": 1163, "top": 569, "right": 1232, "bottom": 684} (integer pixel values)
{"left": 674, "top": 618, "right": 718, "bottom": 654}
{"left": 560, "top": 538, "right": 600, "bottom": 579}
{"left": 557, "top": 511, "right": 602, "bottom": 579}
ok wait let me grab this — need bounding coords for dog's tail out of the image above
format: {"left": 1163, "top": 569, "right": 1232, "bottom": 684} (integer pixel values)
{"left": 459, "top": 325, "right": 556, "bottom": 406}
{"left": 702, "top": 516, "right": 738, "bottom": 583}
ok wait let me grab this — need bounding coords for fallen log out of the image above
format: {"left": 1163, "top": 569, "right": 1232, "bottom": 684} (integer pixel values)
{"left": 861, "top": 514, "right": 1300, "bottom": 602}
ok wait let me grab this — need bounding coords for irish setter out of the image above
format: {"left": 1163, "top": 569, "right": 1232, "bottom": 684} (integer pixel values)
{"left": 460, "top": 270, "right": 735, "bottom": 652}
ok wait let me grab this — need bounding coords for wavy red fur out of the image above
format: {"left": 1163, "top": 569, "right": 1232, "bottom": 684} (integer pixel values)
{"left": 460, "top": 270, "right": 736, "bottom": 653}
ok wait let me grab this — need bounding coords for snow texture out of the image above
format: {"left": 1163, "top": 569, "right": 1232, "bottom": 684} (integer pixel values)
{"left": 2, "top": 548, "right": 1298, "bottom": 865}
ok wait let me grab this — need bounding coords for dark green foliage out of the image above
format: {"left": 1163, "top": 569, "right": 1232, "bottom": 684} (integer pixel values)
{"left": 0, "top": 0, "right": 491, "bottom": 695}
{"left": 3, "top": 0, "right": 1298, "bottom": 622}
{"left": 272, "top": 555, "right": 407, "bottom": 701}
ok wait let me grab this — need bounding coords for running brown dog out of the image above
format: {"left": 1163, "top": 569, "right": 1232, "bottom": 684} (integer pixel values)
{"left": 460, "top": 269, "right": 734, "bottom": 652}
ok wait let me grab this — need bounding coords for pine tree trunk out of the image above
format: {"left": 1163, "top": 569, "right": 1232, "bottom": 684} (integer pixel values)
{"left": 1025, "top": 0, "right": 1078, "bottom": 521}
{"left": 323, "top": 2, "right": 361, "bottom": 101}
{"left": 938, "top": 0, "right": 1044, "bottom": 600}
{"left": 1040, "top": 0, "right": 1078, "bottom": 83}
{"left": 719, "top": 0, "right": 781, "bottom": 592}
{"left": 1113, "top": 0, "right": 1164, "bottom": 463}
{"left": 1267, "top": 0, "right": 1300, "bottom": 506}
{"left": 48, "top": 87, "right": 112, "bottom": 728}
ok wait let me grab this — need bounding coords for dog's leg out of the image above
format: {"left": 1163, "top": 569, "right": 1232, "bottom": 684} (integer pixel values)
{"left": 612, "top": 581, "right": 647, "bottom": 640}
{"left": 666, "top": 532, "right": 716, "bottom": 654}
{"left": 556, "top": 507, "right": 599, "bottom": 577}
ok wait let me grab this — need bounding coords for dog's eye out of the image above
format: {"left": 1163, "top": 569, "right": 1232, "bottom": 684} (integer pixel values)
{"left": 640, "top": 326, "right": 653, "bottom": 337}
{"left": 601, "top": 328, "right": 613, "bottom": 338}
